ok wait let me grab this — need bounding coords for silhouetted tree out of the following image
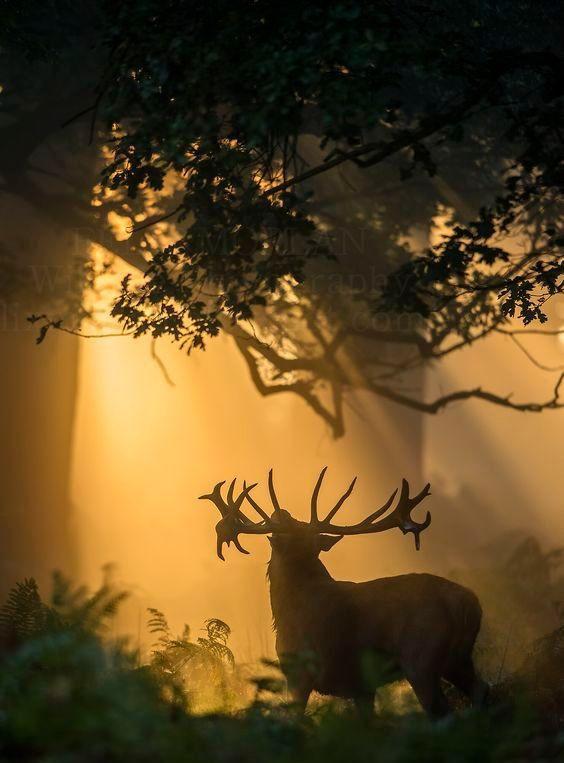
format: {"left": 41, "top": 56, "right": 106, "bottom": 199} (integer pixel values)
{"left": 2, "top": 1, "right": 563, "bottom": 435}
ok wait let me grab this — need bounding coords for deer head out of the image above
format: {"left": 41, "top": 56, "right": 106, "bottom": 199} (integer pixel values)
{"left": 199, "top": 468, "right": 432, "bottom": 560}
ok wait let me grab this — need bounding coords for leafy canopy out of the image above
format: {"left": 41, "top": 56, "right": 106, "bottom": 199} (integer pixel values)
{"left": 91, "top": 0, "right": 564, "bottom": 348}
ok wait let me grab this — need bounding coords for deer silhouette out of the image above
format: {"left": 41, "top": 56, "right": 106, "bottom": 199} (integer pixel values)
{"left": 200, "top": 468, "right": 488, "bottom": 717}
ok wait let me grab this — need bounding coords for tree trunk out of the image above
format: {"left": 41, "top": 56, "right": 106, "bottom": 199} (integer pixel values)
{"left": 0, "top": 192, "right": 83, "bottom": 595}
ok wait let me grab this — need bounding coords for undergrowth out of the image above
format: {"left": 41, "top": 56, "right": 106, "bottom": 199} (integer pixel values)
{"left": 0, "top": 572, "right": 561, "bottom": 762}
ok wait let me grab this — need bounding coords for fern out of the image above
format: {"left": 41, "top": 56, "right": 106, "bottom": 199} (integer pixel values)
{"left": 0, "top": 571, "right": 129, "bottom": 655}
{"left": 196, "top": 637, "right": 235, "bottom": 667}
{"left": 204, "top": 618, "right": 231, "bottom": 645}
{"left": 146, "top": 609, "right": 236, "bottom": 710}
{"left": 50, "top": 568, "right": 128, "bottom": 636}
{"left": 0, "top": 578, "right": 46, "bottom": 647}
{"left": 147, "top": 607, "right": 172, "bottom": 648}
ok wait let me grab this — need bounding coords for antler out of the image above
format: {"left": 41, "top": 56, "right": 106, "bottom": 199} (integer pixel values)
{"left": 310, "top": 468, "right": 432, "bottom": 550}
{"left": 199, "top": 477, "right": 277, "bottom": 560}
{"left": 200, "top": 468, "right": 432, "bottom": 559}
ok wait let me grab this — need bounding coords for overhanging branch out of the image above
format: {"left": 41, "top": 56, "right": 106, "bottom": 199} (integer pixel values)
{"left": 263, "top": 52, "right": 563, "bottom": 198}
{"left": 228, "top": 320, "right": 564, "bottom": 431}
{"left": 366, "top": 373, "right": 564, "bottom": 414}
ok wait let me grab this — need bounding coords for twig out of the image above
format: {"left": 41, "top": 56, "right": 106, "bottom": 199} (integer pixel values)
{"left": 496, "top": 327, "right": 564, "bottom": 336}
{"left": 508, "top": 334, "right": 564, "bottom": 372}
{"left": 130, "top": 205, "right": 183, "bottom": 234}
{"left": 61, "top": 103, "right": 97, "bottom": 128}
{"left": 365, "top": 373, "right": 564, "bottom": 414}
{"left": 151, "top": 339, "right": 176, "bottom": 387}
{"left": 49, "top": 325, "right": 135, "bottom": 339}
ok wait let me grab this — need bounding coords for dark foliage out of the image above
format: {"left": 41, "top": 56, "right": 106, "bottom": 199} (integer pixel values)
{"left": 4, "top": 1, "right": 561, "bottom": 350}
{"left": 2, "top": 1, "right": 563, "bottom": 429}
{"left": 95, "top": 1, "right": 563, "bottom": 347}
{"left": 0, "top": 572, "right": 562, "bottom": 760}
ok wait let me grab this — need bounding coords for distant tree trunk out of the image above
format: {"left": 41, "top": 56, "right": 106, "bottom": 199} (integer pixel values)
{"left": 0, "top": 192, "right": 84, "bottom": 595}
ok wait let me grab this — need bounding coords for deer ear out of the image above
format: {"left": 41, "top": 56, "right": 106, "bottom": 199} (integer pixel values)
{"left": 318, "top": 534, "right": 343, "bottom": 552}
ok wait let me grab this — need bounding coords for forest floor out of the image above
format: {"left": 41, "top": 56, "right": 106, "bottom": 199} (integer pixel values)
{"left": 0, "top": 565, "right": 562, "bottom": 762}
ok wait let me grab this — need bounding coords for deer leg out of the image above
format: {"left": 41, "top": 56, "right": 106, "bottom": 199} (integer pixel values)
{"left": 286, "top": 680, "right": 312, "bottom": 713}
{"left": 444, "top": 659, "right": 489, "bottom": 708}
{"left": 405, "top": 670, "right": 450, "bottom": 719}
{"left": 472, "top": 676, "right": 489, "bottom": 708}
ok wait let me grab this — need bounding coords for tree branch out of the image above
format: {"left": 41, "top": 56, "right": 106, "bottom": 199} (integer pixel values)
{"left": 226, "top": 318, "right": 564, "bottom": 429}
{"left": 495, "top": 327, "right": 564, "bottom": 337}
{"left": 232, "top": 329, "right": 344, "bottom": 437}
{"left": 263, "top": 86, "right": 484, "bottom": 197}
{"left": 151, "top": 338, "right": 175, "bottom": 386}
{"left": 262, "top": 55, "right": 558, "bottom": 198}
{"left": 506, "top": 334, "right": 564, "bottom": 372}
{"left": 364, "top": 374, "right": 564, "bottom": 414}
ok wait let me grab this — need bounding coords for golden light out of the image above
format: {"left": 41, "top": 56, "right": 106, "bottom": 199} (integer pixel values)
{"left": 66, "top": 200, "right": 564, "bottom": 663}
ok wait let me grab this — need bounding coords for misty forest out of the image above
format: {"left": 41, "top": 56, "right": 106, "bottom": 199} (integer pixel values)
{"left": 0, "top": 1, "right": 563, "bottom": 760}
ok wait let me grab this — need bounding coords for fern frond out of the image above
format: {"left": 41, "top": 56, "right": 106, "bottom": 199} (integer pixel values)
{"left": 0, "top": 578, "right": 46, "bottom": 644}
{"left": 197, "top": 637, "right": 235, "bottom": 666}
{"left": 204, "top": 618, "right": 231, "bottom": 645}
{"left": 49, "top": 572, "right": 128, "bottom": 635}
{"left": 147, "top": 607, "right": 172, "bottom": 649}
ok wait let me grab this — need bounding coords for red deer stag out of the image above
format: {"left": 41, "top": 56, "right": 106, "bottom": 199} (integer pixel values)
{"left": 200, "top": 469, "right": 488, "bottom": 717}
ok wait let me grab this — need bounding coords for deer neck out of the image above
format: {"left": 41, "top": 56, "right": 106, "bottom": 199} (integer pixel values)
{"left": 267, "top": 551, "right": 333, "bottom": 632}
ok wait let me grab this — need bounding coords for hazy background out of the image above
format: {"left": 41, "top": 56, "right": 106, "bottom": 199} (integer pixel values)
{"left": 67, "top": 256, "right": 564, "bottom": 659}
{"left": 1, "top": 191, "right": 562, "bottom": 664}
